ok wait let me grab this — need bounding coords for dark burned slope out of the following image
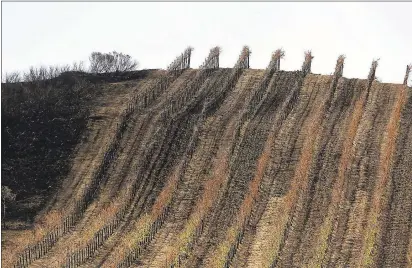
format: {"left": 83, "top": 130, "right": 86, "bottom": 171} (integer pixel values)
{"left": 2, "top": 66, "right": 412, "bottom": 268}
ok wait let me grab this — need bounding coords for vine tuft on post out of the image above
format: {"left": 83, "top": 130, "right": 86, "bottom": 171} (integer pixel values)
{"left": 236, "top": 46, "right": 251, "bottom": 69}
{"left": 367, "top": 59, "right": 379, "bottom": 89}
{"left": 167, "top": 47, "right": 194, "bottom": 76}
{"left": 199, "top": 46, "right": 221, "bottom": 70}
{"left": 268, "top": 49, "right": 285, "bottom": 72}
{"left": 335, "top": 55, "right": 346, "bottom": 79}
{"left": 302, "top": 50, "right": 314, "bottom": 75}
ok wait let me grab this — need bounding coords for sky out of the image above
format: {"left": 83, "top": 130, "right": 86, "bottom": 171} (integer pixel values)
{"left": 2, "top": 2, "right": 412, "bottom": 84}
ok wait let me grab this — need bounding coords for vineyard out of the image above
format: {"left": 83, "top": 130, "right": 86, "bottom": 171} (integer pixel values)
{"left": 2, "top": 47, "right": 412, "bottom": 268}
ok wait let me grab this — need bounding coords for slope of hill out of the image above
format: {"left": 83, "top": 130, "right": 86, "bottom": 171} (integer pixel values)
{"left": 2, "top": 50, "right": 412, "bottom": 268}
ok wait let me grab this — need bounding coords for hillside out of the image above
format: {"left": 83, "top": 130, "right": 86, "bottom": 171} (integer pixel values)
{"left": 2, "top": 48, "right": 412, "bottom": 268}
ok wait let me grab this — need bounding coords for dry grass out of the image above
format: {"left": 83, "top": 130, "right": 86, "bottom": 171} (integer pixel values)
{"left": 245, "top": 76, "right": 327, "bottom": 267}
{"left": 281, "top": 103, "right": 324, "bottom": 267}
{"left": 210, "top": 129, "right": 273, "bottom": 267}
{"left": 359, "top": 85, "right": 406, "bottom": 267}
{"left": 101, "top": 162, "right": 182, "bottom": 268}
{"left": 1, "top": 229, "right": 35, "bottom": 267}
{"left": 164, "top": 120, "right": 235, "bottom": 266}
{"left": 246, "top": 197, "right": 288, "bottom": 268}
{"left": 77, "top": 200, "right": 120, "bottom": 245}
{"left": 29, "top": 200, "right": 122, "bottom": 266}
{"left": 1, "top": 209, "right": 64, "bottom": 267}
{"left": 101, "top": 214, "right": 152, "bottom": 267}
{"left": 339, "top": 190, "right": 368, "bottom": 267}
{"left": 151, "top": 163, "right": 181, "bottom": 219}
{"left": 408, "top": 232, "right": 412, "bottom": 267}
{"left": 308, "top": 90, "right": 367, "bottom": 267}
{"left": 211, "top": 81, "right": 326, "bottom": 266}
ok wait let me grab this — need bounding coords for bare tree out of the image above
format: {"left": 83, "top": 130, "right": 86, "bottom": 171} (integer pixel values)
{"left": 72, "top": 61, "right": 84, "bottom": 72}
{"left": 89, "top": 51, "right": 138, "bottom": 73}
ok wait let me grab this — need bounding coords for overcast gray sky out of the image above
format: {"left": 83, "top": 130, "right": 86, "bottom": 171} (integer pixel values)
{"left": 2, "top": 2, "right": 412, "bottom": 84}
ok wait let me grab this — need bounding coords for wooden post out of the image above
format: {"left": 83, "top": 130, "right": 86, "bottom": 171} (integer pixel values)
{"left": 403, "top": 64, "right": 411, "bottom": 86}
{"left": 187, "top": 49, "right": 191, "bottom": 68}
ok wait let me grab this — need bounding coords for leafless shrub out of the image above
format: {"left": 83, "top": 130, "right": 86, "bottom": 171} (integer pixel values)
{"left": 89, "top": 51, "right": 138, "bottom": 73}
{"left": 8, "top": 61, "right": 86, "bottom": 84}
{"left": 71, "top": 61, "right": 85, "bottom": 72}
{"left": 2, "top": 71, "right": 21, "bottom": 83}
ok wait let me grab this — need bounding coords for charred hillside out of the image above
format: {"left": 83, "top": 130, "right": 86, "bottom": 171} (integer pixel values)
{"left": 2, "top": 47, "right": 412, "bottom": 268}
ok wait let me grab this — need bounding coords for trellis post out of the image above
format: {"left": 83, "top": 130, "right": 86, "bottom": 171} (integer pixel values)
{"left": 403, "top": 64, "right": 411, "bottom": 86}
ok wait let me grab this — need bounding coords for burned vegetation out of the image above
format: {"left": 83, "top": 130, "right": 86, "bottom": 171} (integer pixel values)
{"left": 2, "top": 47, "right": 412, "bottom": 268}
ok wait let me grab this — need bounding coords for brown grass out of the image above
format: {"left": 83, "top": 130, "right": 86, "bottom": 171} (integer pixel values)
{"left": 339, "top": 190, "right": 368, "bottom": 267}
{"left": 164, "top": 120, "right": 235, "bottom": 266}
{"left": 210, "top": 128, "right": 273, "bottom": 267}
{"left": 308, "top": 90, "right": 367, "bottom": 267}
{"left": 101, "top": 162, "right": 183, "bottom": 268}
{"left": 1, "top": 209, "right": 64, "bottom": 267}
{"left": 151, "top": 163, "right": 181, "bottom": 218}
{"left": 211, "top": 84, "right": 326, "bottom": 266}
{"left": 245, "top": 77, "right": 327, "bottom": 267}
{"left": 359, "top": 85, "right": 406, "bottom": 267}
{"left": 408, "top": 232, "right": 412, "bottom": 267}
{"left": 101, "top": 214, "right": 152, "bottom": 267}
